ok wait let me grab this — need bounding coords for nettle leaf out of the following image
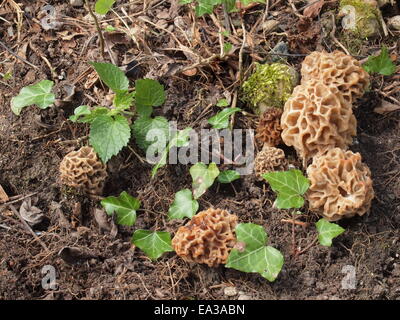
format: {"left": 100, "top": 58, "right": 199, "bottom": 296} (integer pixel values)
{"left": 135, "top": 79, "right": 166, "bottom": 108}
{"left": 89, "top": 114, "right": 131, "bottom": 163}
{"left": 95, "top": 0, "right": 115, "bottom": 15}
{"left": 208, "top": 107, "right": 241, "bottom": 129}
{"left": 90, "top": 62, "right": 129, "bottom": 92}
{"left": 263, "top": 169, "right": 310, "bottom": 209}
{"left": 132, "top": 116, "right": 169, "bottom": 151}
{"left": 218, "top": 170, "right": 240, "bottom": 183}
{"left": 190, "top": 162, "right": 220, "bottom": 199}
{"left": 101, "top": 191, "right": 140, "bottom": 226}
{"left": 11, "top": 80, "right": 55, "bottom": 115}
{"left": 151, "top": 127, "right": 192, "bottom": 178}
{"left": 70, "top": 106, "right": 109, "bottom": 123}
{"left": 132, "top": 230, "right": 173, "bottom": 260}
{"left": 363, "top": 47, "right": 397, "bottom": 76}
{"left": 69, "top": 105, "right": 91, "bottom": 122}
{"left": 113, "top": 91, "right": 135, "bottom": 110}
{"left": 168, "top": 189, "right": 199, "bottom": 220}
{"left": 226, "top": 223, "right": 284, "bottom": 282}
{"left": 316, "top": 219, "right": 345, "bottom": 247}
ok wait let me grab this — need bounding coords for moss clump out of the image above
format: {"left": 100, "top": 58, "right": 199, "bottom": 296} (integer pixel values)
{"left": 339, "top": 0, "right": 381, "bottom": 38}
{"left": 241, "top": 63, "right": 298, "bottom": 114}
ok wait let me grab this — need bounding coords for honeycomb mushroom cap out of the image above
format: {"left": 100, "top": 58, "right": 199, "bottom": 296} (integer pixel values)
{"left": 301, "top": 51, "right": 370, "bottom": 104}
{"left": 306, "top": 148, "right": 374, "bottom": 221}
{"left": 254, "top": 145, "right": 288, "bottom": 179}
{"left": 281, "top": 79, "right": 357, "bottom": 164}
{"left": 241, "top": 63, "right": 299, "bottom": 114}
{"left": 255, "top": 107, "right": 283, "bottom": 147}
{"left": 172, "top": 208, "right": 238, "bottom": 267}
{"left": 59, "top": 146, "right": 107, "bottom": 195}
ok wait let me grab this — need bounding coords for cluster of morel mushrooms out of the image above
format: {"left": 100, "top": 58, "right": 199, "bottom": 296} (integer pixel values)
{"left": 58, "top": 51, "right": 374, "bottom": 268}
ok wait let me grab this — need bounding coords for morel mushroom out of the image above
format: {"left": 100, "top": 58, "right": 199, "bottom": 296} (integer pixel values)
{"left": 255, "top": 107, "right": 283, "bottom": 147}
{"left": 306, "top": 148, "right": 374, "bottom": 221}
{"left": 254, "top": 145, "right": 288, "bottom": 179}
{"left": 172, "top": 208, "right": 238, "bottom": 267}
{"left": 281, "top": 79, "right": 356, "bottom": 165}
{"left": 59, "top": 146, "right": 107, "bottom": 195}
{"left": 301, "top": 50, "right": 370, "bottom": 104}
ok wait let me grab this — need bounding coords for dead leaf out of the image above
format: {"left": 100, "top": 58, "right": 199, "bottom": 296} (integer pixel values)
{"left": 182, "top": 68, "right": 197, "bottom": 76}
{"left": 58, "top": 247, "right": 97, "bottom": 265}
{"left": 0, "top": 185, "right": 9, "bottom": 203}
{"left": 374, "top": 100, "right": 400, "bottom": 114}
{"left": 304, "top": 0, "right": 325, "bottom": 18}
{"left": 50, "top": 201, "right": 70, "bottom": 230}
{"left": 19, "top": 198, "right": 44, "bottom": 226}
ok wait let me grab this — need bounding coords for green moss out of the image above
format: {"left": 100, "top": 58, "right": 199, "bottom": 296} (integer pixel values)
{"left": 339, "top": 0, "right": 381, "bottom": 38}
{"left": 241, "top": 63, "right": 298, "bottom": 114}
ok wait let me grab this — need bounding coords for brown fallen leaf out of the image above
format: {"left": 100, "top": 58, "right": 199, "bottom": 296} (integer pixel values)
{"left": 20, "top": 198, "right": 44, "bottom": 226}
{"left": 374, "top": 100, "right": 400, "bottom": 114}
{"left": 304, "top": 0, "right": 325, "bottom": 18}
{"left": 0, "top": 185, "right": 9, "bottom": 203}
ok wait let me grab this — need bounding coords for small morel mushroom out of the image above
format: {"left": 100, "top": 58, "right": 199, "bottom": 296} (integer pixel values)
{"left": 254, "top": 145, "right": 288, "bottom": 179}
{"left": 255, "top": 107, "right": 283, "bottom": 147}
{"left": 306, "top": 148, "right": 374, "bottom": 221}
{"left": 59, "top": 146, "right": 107, "bottom": 195}
{"left": 301, "top": 50, "right": 370, "bottom": 104}
{"left": 281, "top": 79, "right": 356, "bottom": 165}
{"left": 172, "top": 208, "right": 238, "bottom": 267}
{"left": 241, "top": 62, "right": 299, "bottom": 114}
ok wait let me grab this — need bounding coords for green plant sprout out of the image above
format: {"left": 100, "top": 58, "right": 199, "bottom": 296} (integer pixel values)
{"left": 208, "top": 107, "right": 241, "bottom": 129}
{"left": 180, "top": 0, "right": 265, "bottom": 17}
{"left": 263, "top": 169, "right": 345, "bottom": 247}
{"left": 363, "top": 47, "right": 397, "bottom": 76}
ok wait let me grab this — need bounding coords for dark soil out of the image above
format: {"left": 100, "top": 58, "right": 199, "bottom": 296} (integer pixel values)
{"left": 1, "top": 0, "right": 399, "bottom": 300}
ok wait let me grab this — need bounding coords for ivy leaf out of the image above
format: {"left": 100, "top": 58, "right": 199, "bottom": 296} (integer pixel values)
{"left": 263, "top": 169, "right": 310, "bottom": 209}
{"left": 95, "top": 0, "right": 116, "bottom": 15}
{"left": 151, "top": 127, "right": 192, "bottom": 178}
{"left": 132, "top": 116, "right": 169, "bottom": 151}
{"left": 135, "top": 79, "right": 166, "bottom": 108}
{"left": 69, "top": 105, "right": 91, "bottom": 122}
{"left": 90, "top": 62, "right": 129, "bottom": 93}
{"left": 315, "top": 219, "right": 345, "bottom": 247}
{"left": 190, "top": 162, "right": 220, "bottom": 199}
{"left": 101, "top": 191, "right": 140, "bottom": 226}
{"left": 11, "top": 80, "right": 55, "bottom": 115}
{"left": 132, "top": 230, "right": 173, "bottom": 260}
{"left": 208, "top": 107, "right": 241, "bottom": 129}
{"left": 226, "top": 223, "right": 284, "bottom": 282}
{"left": 362, "top": 47, "right": 397, "bottom": 76}
{"left": 168, "top": 189, "right": 199, "bottom": 220}
{"left": 89, "top": 114, "right": 131, "bottom": 163}
{"left": 113, "top": 90, "right": 135, "bottom": 110}
{"left": 216, "top": 98, "right": 229, "bottom": 107}
{"left": 218, "top": 170, "right": 240, "bottom": 183}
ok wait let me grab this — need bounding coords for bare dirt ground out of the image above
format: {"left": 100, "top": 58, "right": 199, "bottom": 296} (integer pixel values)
{"left": 0, "top": 0, "right": 399, "bottom": 300}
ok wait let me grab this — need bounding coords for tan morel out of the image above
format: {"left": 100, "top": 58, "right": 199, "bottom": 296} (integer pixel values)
{"left": 301, "top": 51, "right": 370, "bottom": 104}
{"left": 172, "top": 208, "right": 238, "bottom": 267}
{"left": 306, "top": 148, "right": 374, "bottom": 221}
{"left": 59, "top": 146, "right": 107, "bottom": 195}
{"left": 254, "top": 145, "right": 288, "bottom": 179}
{"left": 281, "top": 79, "right": 356, "bottom": 165}
{"left": 255, "top": 107, "right": 283, "bottom": 147}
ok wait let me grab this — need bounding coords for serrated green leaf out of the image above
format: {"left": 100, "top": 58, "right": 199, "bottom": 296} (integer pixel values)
{"left": 208, "top": 107, "right": 241, "bottom": 129}
{"left": 132, "top": 230, "right": 173, "bottom": 260}
{"left": 263, "top": 169, "right": 310, "bottom": 209}
{"left": 101, "top": 191, "right": 140, "bottom": 226}
{"left": 151, "top": 127, "right": 192, "bottom": 178}
{"left": 217, "top": 170, "right": 240, "bottom": 183}
{"left": 113, "top": 90, "right": 135, "bottom": 110}
{"left": 90, "top": 62, "right": 129, "bottom": 93}
{"left": 89, "top": 114, "right": 131, "bottom": 163}
{"left": 226, "top": 223, "right": 284, "bottom": 282}
{"left": 11, "top": 80, "right": 55, "bottom": 115}
{"left": 190, "top": 162, "right": 220, "bottom": 199}
{"left": 316, "top": 219, "right": 345, "bottom": 247}
{"left": 168, "top": 189, "right": 199, "bottom": 220}
{"left": 132, "top": 116, "right": 170, "bottom": 151}
{"left": 363, "top": 47, "right": 396, "bottom": 76}
{"left": 135, "top": 79, "right": 165, "bottom": 108}
{"left": 71, "top": 106, "right": 109, "bottom": 123}
{"left": 95, "top": 0, "right": 115, "bottom": 15}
